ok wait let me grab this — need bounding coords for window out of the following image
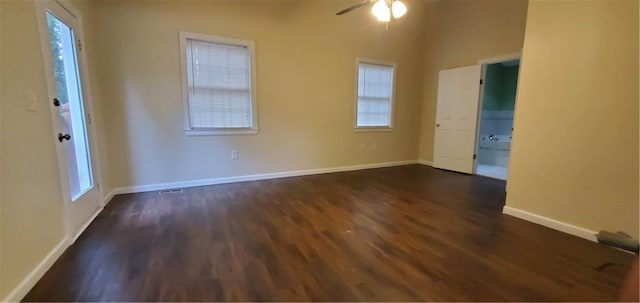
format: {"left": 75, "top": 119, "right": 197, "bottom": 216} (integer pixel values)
{"left": 180, "top": 32, "right": 257, "bottom": 135}
{"left": 355, "top": 59, "right": 396, "bottom": 129}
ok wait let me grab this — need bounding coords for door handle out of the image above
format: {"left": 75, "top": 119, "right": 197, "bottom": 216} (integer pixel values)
{"left": 58, "top": 133, "right": 71, "bottom": 142}
{"left": 436, "top": 123, "right": 440, "bottom": 127}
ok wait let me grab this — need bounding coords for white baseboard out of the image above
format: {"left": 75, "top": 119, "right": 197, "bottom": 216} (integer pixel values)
{"left": 3, "top": 190, "right": 117, "bottom": 302}
{"left": 71, "top": 189, "right": 121, "bottom": 243}
{"left": 113, "top": 160, "right": 419, "bottom": 195}
{"left": 70, "top": 207, "right": 103, "bottom": 244}
{"left": 1, "top": 238, "right": 69, "bottom": 302}
{"left": 503, "top": 206, "right": 598, "bottom": 242}
{"left": 101, "top": 188, "right": 117, "bottom": 207}
{"left": 418, "top": 159, "right": 433, "bottom": 166}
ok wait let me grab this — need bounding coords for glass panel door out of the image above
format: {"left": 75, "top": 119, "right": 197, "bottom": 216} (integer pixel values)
{"left": 46, "top": 12, "right": 93, "bottom": 201}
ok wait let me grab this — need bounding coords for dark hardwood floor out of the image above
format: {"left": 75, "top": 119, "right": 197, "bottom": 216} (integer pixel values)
{"left": 24, "top": 165, "right": 635, "bottom": 301}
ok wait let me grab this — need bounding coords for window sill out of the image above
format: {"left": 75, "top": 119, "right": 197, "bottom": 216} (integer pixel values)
{"left": 353, "top": 127, "right": 394, "bottom": 132}
{"left": 185, "top": 128, "right": 258, "bottom": 136}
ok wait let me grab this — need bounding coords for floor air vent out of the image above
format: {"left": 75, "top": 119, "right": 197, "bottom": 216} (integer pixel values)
{"left": 158, "top": 188, "right": 183, "bottom": 194}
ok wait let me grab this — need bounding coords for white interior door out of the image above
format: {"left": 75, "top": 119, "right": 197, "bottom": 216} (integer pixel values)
{"left": 37, "top": 1, "right": 101, "bottom": 239}
{"left": 432, "top": 65, "right": 482, "bottom": 174}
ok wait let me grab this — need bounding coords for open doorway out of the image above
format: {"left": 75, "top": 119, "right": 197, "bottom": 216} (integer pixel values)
{"left": 431, "top": 54, "right": 520, "bottom": 177}
{"left": 475, "top": 59, "right": 520, "bottom": 180}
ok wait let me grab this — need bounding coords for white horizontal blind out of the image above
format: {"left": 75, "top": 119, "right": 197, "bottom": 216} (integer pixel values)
{"left": 186, "top": 39, "right": 253, "bottom": 128}
{"left": 357, "top": 63, "right": 394, "bottom": 127}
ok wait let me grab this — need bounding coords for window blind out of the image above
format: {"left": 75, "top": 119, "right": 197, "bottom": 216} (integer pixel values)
{"left": 357, "top": 63, "right": 393, "bottom": 127}
{"left": 186, "top": 39, "right": 253, "bottom": 129}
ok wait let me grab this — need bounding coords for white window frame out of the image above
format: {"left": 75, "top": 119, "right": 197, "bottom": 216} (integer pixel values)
{"left": 354, "top": 58, "right": 397, "bottom": 132}
{"left": 179, "top": 31, "right": 258, "bottom": 136}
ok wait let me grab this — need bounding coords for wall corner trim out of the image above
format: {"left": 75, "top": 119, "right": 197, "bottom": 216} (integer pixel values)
{"left": 2, "top": 238, "right": 69, "bottom": 303}
{"left": 502, "top": 206, "right": 598, "bottom": 242}
{"left": 418, "top": 159, "right": 433, "bottom": 166}
{"left": 102, "top": 188, "right": 117, "bottom": 207}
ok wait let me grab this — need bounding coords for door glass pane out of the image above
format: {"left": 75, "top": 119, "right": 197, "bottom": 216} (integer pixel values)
{"left": 46, "top": 12, "right": 93, "bottom": 201}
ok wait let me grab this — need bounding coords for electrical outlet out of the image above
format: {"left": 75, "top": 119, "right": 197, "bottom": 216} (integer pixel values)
{"left": 231, "top": 149, "right": 238, "bottom": 160}
{"left": 25, "top": 92, "right": 38, "bottom": 112}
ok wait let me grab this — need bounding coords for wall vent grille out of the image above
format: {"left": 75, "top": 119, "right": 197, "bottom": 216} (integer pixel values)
{"left": 158, "top": 188, "right": 183, "bottom": 194}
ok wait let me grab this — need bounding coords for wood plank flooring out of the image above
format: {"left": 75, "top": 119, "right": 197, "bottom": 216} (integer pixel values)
{"left": 24, "top": 165, "right": 636, "bottom": 301}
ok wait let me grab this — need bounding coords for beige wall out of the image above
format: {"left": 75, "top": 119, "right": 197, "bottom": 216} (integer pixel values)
{"left": 506, "top": 0, "right": 639, "bottom": 238}
{"left": 418, "top": 0, "right": 528, "bottom": 161}
{"left": 0, "top": 0, "right": 66, "bottom": 298}
{"left": 0, "top": 0, "right": 4, "bottom": 295}
{"left": 89, "top": 0, "right": 428, "bottom": 189}
{"left": 2, "top": 0, "right": 637, "bottom": 299}
{"left": 0, "top": 0, "right": 428, "bottom": 297}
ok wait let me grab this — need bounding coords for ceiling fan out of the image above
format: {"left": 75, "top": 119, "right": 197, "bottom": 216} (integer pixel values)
{"left": 336, "top": 0, "right": 408, "bottom": 22}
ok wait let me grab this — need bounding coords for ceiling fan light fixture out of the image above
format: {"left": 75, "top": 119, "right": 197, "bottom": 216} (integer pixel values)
{"left": 392, "top": 0, "right": 407, "bottom": 19}
{"left": 371, "top": 0, "right": 389, "bottom": 19}
{"left": 376, "top": 7, "right": 391, "bottom": 22}
{"left": 338, "top": 0, "right": 406, "bottom": 23}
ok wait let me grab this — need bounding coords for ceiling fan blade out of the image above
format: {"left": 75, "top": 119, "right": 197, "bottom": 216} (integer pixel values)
{"left": 336, "top": 0, "right": 376, "bottom": 15}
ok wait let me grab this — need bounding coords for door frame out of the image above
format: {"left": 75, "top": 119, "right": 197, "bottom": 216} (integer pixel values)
{"left": 34, "top": 0, "right": 104, "bottom": 243}
{"left": 472, "top": 52, "right": 521, "bottom": 177}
